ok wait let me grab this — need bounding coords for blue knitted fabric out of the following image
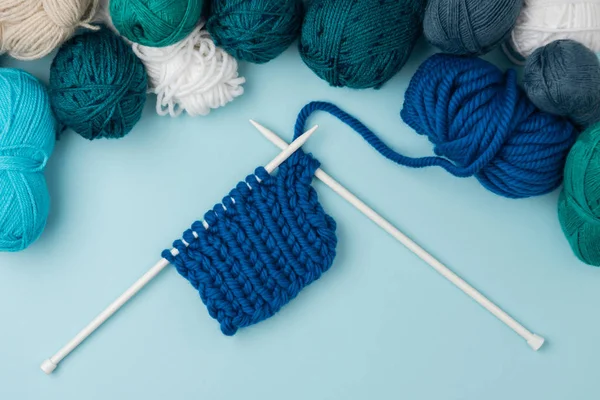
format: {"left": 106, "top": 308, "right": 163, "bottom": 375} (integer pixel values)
{"left": 162, "top": 151, "right": 337, "bottom": 335}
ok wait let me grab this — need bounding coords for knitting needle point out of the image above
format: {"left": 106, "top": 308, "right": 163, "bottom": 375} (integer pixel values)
{"left": 249, "top": 120, "right": 545, "bottom": 352}
{"left": 40, "top": 125, "right": 319, "bottom": 375}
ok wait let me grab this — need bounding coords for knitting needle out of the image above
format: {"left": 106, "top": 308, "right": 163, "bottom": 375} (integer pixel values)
{"left": 249, "top": 120, "right": 545, "bottom": 351}
{"left": 40, "top": 125, "right": 319, "bottom": 375}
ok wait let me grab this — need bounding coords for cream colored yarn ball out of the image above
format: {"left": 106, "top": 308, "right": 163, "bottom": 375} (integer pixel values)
{"left": 133, "top": 23, "right": 245, "bottom": 117}
{"left": 504, "top": 0, "right": 600, "bottom": 63}
{"left": 0, "top": 0, "right": 99, "bottom": 60}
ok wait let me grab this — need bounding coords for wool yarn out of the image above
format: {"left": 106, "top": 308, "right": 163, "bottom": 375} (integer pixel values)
{"left": 49, "top": 28, "right": 147, "bottom": 140}
{"left": 207, "top": 0, "right": 304, "bottom": 64}
{"left": 505, "top": 0, "right": 600, "bottom": 63}
{"left": 399, "top": 54, "right": 577, "bottom": 198}
{"left": 524, "top": 40, "right": 600, "bottom": 128}
{"left": 163, "top": 150, "right": 337, "bottom": 335}
{"left": 424, "top": 0, "right": 523, "bottom": 56}
{"left": 0, "top": 0, "right": 99, "bottom": 60}
{"left": 299, "top": 0, "right": 426, "bottom": 89}
{"left": 133, "top": 24, "right": 245, "bottom": 117}
{"left": 110, "top": 0, "right": 203, "bottom": 47}
{"left": 0, "top": 69, "right": 56, "bottom": 252}
{"left": 558, "top": 123, "right": 600, "bottom": 266}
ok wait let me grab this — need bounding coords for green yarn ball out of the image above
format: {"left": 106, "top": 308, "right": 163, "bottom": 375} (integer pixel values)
{"left": 299, "top": 0, "right": 426, "bottom": 89}
{"left": 207, "top": 0, "right": 304, "bottom": 64}
{"left": 49, "top": 28, "right": 148, "bottom": 140}
{"left": 110, "top": 0, "right": 203, "bottom": 47}
{"left": 558, "top": 123, "right": 600, "bottom": 266}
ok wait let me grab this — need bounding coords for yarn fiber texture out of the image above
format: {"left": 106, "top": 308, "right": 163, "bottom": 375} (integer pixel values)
{"left": 207, "top": 0, "right": 304, "bottom": 64}
{"left": 524, "top": 40, "right": 600, "bottom": 128}
{"left": 505, "top": 0, "right": 600, "bottom": 63}
{"left": 399, "top": 54, "right": 577, "bottom": 198}
{"left": 133, "top": 24, "right": 245, "bottom": 117}
{"left": 424, "top": 0, "right": 523, "bottom": 56}
{"left": 0, "top": 69, "right": 56, "bottom": 252}
{"left": 299, "top": 0, "right": 426, "bottom": 89}
{"left": 49, "top": 27, "right": 147, "bottom": 140}
{"left": 163, "top": 151, "right": 337, "bottom": 335}
{"left": 0, "top": 0, "right": 99, "bottom": 60}
{"left": 558, "top": 123, "right": 600, "bottom": 266}
{"left": 110, "top": 0, "right": 203, "bottom": 47}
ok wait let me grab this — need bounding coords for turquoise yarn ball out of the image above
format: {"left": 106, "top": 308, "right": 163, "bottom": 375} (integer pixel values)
{"left": 0, "top": 69, "right": 56, "bottom": 252}
{"left": 424, "top": 0, "right": 523, "bottom": 56}
{"left": 110, "top": 0, "right": 203, "bottom": 47}
{"left": 299, "top": 0, "right": 427, "bottom": 89}
{"left": 49, "top": 28, "right": 148, "bottom": 140}
{"left": 207, "top": 0, "right": 304, "bottom": 64}
{"left": 524, "top": 40, "right": 600, "bottom": 128}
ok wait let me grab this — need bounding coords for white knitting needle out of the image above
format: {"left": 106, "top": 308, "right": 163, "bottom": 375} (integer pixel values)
{"left": 40, "top": 125, "right": 319, "bottom": 375}
{"left": 249, "top": 120, "right": 545, "bottom": 351}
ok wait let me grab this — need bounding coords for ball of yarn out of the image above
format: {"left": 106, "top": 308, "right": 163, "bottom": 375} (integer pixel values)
{"left": 558, "top": 123, "right": 600, "bottom": 266}
{"left": 424, "top": 0, "right": 523, "bottom": 56}
{"left": 524, "top": 40, "right": 600, "bottom": 128}
{"left": 0, "top": 69, "right": 56, "bottom": 252}
{"left": 300, "top": 0, "right": 426, "bottom": 89}
{"left": 0, "top": 0, "right": 99, "bottom": 60}
{"left": 505, "top": 0, "right": 600, "bottom": 63}
{"left": 133, "top": 24, "right": 245, "bottom": 117}
{"left": 400, "top": 53, "right": 577, "bottom": 199}
{"left": 110, "top": 0, "right": 203, "bottom": 47}
{"left": 49, "top": 27, "right": 147, "bottom": 140}
{"left": 207, "top": 0, "right": 304, "bottom": 64}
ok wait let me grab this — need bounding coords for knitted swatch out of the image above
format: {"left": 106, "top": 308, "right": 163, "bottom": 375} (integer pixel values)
{"left": 163, "top": 151, "right": 337, "bottom": 335}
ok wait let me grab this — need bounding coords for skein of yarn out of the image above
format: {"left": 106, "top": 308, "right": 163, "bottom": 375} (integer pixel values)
{"left": 424, "top": 0, "right": 523, "bottom": 56}
{"left": 133, "top": 24, "right": 245, "bottom": 117}
{"left": 300, "top": 0, "right": 426, "bottom": 89}
{"left": 207, "top": 0, "right": 304, "bottom": 64}
{"left": 110, "top": 0, "right": 203, "bottom": 47}
{"left": 504, "top": 0, "right": 600, "bottom": 63}
{"left": 400, "top": 54, "right": 577, "bottom": 198}
{"left": 49, "top": 27, "right": 147, "bottom": 140}
{"left": 0, "top": 69, "right": 56, "bottom": 252}
{"left": 524, "top": 40, "right": 600, "bottom": 128}
{"left": 0, "top": 0, "right": 100, "bottom": 60}
{"left": 558, "top": 123, "right": 600, "bottom": 266}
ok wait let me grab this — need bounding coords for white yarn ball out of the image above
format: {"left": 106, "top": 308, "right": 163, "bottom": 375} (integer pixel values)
{"left": 505, "top": 0, "right": 600, "bottom": 63}
{"left": 0, "top": 0, "right": 99, "bottom": 60}
{"left": 133, "top": 23, "right": 245, "bottom": 117}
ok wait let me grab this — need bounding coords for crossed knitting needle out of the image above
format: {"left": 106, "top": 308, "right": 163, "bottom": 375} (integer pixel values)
{"left": 41, "top": 121, "right": 544, "bottom": 375}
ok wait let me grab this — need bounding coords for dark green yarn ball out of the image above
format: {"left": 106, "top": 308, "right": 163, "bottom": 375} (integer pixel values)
{"left": 300, "top": 0, "right": 426, "bottom": 89}
{"left": 110, "top": 0, "right": 203, "bottom": 47}
{"left": 207, "top": 0, "right": 304, "bottom": 64}
{"left": 558, "top": 123, "right": 600, "bottom": 266}
{"left": 49, "top": 28, "right": 148, "bottom": 140}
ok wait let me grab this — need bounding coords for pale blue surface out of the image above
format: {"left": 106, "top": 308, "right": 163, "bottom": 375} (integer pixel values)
{"left": 1, "top": 41, "right": 598, "bottom": 399}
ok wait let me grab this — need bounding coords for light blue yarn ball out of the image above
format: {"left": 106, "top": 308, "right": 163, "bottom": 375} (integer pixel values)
{"left": 0, "top": 69, "right": 56, "bottom": 252}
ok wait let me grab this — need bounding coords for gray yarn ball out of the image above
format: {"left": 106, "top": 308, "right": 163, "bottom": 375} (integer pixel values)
{"left": 424, "top": 0, "right": 523, "bottom": 56}
{"left": 524, "top": 40, "right": 600, "bottom": 128}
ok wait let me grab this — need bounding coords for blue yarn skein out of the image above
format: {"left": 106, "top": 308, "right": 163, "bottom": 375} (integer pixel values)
{"left": 0, "top": 69, "right": 56, "bottom": 252}
{"left": 293, "top": 73, "right": 575, "bottom": 199}
{"left": 163, "top": 151, "right": 337, "bottom": 335}
{"left": 400, "top": 54, "right": 577, "bottom": 198}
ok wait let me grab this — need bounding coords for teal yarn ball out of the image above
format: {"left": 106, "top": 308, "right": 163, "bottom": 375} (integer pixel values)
{"left": 0, "top": 69, "right": 56, "bottom": 252}
{"left": 49, "top": 28, "right": 148, "bottom": 140}
{"left": 299, "top": 0, "right": 426, "bottom": 89}
{"left": 207, "top": 0, "right": 304, "bottom": 64}
{"left": 110, "top": 0, "right": 203, "bottom": 47}
{"left": 524, "top": 40, "right": 600, "bottom": 128}
{"left": 558, "top": 123, "right": 600, "bottom": 266}
{"left": 424, "top": 0, "right": 523, "bottom": 56}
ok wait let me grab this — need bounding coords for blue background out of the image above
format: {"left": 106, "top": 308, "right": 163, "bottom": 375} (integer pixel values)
{"left": 1, "top": 39, "right": 598, "bottom": 399}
